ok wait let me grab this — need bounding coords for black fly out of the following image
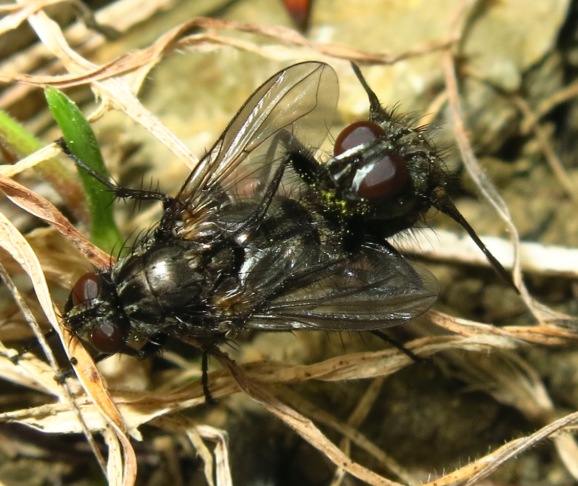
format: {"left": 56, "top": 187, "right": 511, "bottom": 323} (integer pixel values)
{"left": 287, "top": 64, "right": 515, "bottom": 288}
{"left": 63, "top": 62, "right": 440, "bottom": 399}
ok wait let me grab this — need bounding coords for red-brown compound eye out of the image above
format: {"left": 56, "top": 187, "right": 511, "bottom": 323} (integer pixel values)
{"left": 70, "top": 273, "right": 100, "bottom": 306}
{"left": 89, "top": 322, "right": 124, "bottom": 354}
{"left": 355, "top": 153, "right": 410, "bottom": 201}
{"left": 334, "top": 120, "right": 385, "bottom": 156}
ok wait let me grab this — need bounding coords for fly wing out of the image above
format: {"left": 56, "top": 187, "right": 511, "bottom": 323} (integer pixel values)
{"left": 164, "top": 62, "right": 338, "bottom": 234}
{"left": 245, "top": 242, "right": 439, "bottom": 331}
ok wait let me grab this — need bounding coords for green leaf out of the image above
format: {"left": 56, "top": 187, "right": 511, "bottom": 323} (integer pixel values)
{"left": 0, "top": 109, "right": 87, "bottom": 222}
{"left": 45, "top": 87, "right": 121, "bottom": 253}
{"left": 0, "top": 109, "right": 43, "bottom": 157}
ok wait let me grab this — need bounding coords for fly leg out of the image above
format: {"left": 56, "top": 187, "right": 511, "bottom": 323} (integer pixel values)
{"left": 55, "top": 332, "right": 169, "bottom": 382}
{"left": 233, "top": 128, "right": 328, "bottom": 239}
{"left": 229, "top": 129, "right": 296, "bottom": 238}
{"left": 56, "top": 138, "right": 172, "bottom": 206}
{"left": 370, "top": 330, "right": 424, "bottom": 363}
{"left": 8, "top": 329, "right": 82, "bottom": 385}
{"left": 9, "top": 327, "right": 58, "bottom": 365}
{"left": 201, "top": 351, "right": 215, "bottom": 404}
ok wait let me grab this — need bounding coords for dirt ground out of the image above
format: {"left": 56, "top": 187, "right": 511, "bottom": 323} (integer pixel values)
{"left": 1, "top": 1, "right": 578, "bottom": 485}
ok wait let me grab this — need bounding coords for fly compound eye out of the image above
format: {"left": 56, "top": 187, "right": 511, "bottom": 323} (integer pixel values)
{"left": 354, "top": 152, "right": 409, "bottom": 201}
{"left": 334, "top": 120, "right": 385, "bottom": 156}
{"left": 71, "top": 273, "right": 101, "bottom": 306}
{"left": 334, "top": 121, "right": 410, "bottom": 201}
{"left": 89, "top": 321, "right": 125, "bottom": 354}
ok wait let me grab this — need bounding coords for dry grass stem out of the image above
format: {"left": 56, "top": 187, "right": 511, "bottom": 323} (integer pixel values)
{"left": 0, "top": 0, "right": 576, "bottom": 484}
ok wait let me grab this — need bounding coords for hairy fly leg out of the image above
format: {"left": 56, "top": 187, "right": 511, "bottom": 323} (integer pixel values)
{"left": 57, "top": 138, "right": 172, "bottom": 206}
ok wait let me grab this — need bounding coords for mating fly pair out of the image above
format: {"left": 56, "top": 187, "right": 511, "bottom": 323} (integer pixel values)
{"left": 63, "top": 62, "right": 513, "bottom": 395}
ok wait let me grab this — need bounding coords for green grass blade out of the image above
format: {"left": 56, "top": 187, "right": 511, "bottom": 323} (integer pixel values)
{"left": 0, "top": 109, "right": 88, "bottom": 222}
{"left": 45, "top": 87, "right": 121, "bottom": 253}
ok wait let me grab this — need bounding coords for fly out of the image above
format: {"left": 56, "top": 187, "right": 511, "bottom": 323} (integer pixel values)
{"left": 286, "top": 63, "right": 515, "bottom": 287}
{"left": 62, "top": 62, "right": 439, "bottom": 399}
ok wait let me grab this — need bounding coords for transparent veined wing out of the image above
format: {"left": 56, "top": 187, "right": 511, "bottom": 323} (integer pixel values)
{"left": 242, "top": 241, "right": 438, "bottom": 331}
{"left": 165, "top": 62, "right": 338, "bottom": 234}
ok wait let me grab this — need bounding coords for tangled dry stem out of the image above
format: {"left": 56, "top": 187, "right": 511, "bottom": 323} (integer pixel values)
{"left": 0, "top": 1, "right": 577, "bottom": 485}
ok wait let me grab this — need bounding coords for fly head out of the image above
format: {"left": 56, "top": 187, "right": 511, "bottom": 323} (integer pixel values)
{"left": 64, "top": 271, "right": 131, "bottom": 355}
{"left": 326, "top": 63, "right": 451, "bottom": 239}
{"left": 290, "top": 63, "right": 514, "bottom": 287}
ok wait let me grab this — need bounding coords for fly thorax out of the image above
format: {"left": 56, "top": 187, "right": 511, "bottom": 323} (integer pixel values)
{"left": 112, "top": 240, "right": 207, "bottom": 324}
